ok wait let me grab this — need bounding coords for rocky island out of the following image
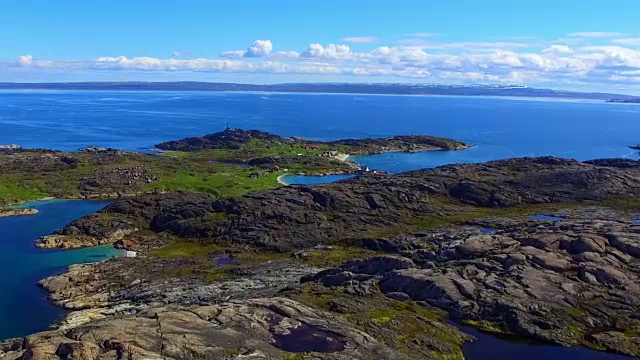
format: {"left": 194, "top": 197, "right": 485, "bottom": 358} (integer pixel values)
{"left": 156, "top": 128, "right": 472, "bottom": 154}
{"left": 5, "top": 131, "right": 640, "bottom": 359}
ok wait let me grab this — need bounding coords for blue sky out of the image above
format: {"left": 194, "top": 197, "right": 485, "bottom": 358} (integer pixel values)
{"left": 3, "top": 0, "right": 640, "bottom": 92}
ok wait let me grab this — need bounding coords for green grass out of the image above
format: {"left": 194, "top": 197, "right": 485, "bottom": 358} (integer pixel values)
{"left": 144, "top": 167, "right": 283, "bottom": 198}
{"left": 369, "top": 308, "right": 396, "bottom": 325}
{"left": 152, "top": 241, "right": 225, "bottom": 259}
{"left": 566, "top": 307, "right": 588, "bottom": 317}
{"left": 0, "top": 139, "right": 355, "bottom": 204}
{"left": 0, "top": 177, "right": 50, "bottom": 205}
{"left": 161, "top": 139, "right": 334, "bottom": 162}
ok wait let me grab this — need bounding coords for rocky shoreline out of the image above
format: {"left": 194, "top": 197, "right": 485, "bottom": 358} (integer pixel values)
{"left": 0, "top": 208, "right": 39, "bottom": 217}
{"left": 156, "top": 127, "right": 473, "bottom": 154}
{"left": 3, "top": 157, "right": 640, "bottom": 359}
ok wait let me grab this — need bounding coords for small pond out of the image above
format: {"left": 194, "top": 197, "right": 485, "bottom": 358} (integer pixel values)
{"left": 527, "top": 214, "right": 567, "bottom": 221}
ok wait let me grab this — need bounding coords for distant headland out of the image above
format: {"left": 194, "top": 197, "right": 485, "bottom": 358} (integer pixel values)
{"left": 0, "top": 82, "right": 637, "bottom": 101}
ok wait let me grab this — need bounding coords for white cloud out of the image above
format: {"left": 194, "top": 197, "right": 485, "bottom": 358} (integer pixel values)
{"left": 220, "top": 39, "right": 274, "bottom": 58}
{"left": 11, "top": 35, "right": 640, "bottom": 90}
{"left": 542, "top": 45, "right": 573, "bottom": 54}
{"left": 270, "top": 51, "right": 300, "bottom": 59}
{"left": 301, "top": 43, "right": 352, "bottom": 59}
{"left": 245, "top": 39, "right": 273, "bottom": 57}
{"left": 569, "top": 32, "right": 623, "bottom": 38}
{"left": 578, "top": 46, "right": 640, "bottom": 68}
{"left": 172, "top": 50, "right": 192, "bottom": 57}
{"left": 612, "top": 38, "right": 640, "bottom": 46}
{"left": 342, "top": 36, "right": 378, "bottom": 43}
{"left": 220, "top": 50, "right": 246, "bottom": 58}
{"left": 18, "top": 55, "right": 33, "bottom": 66}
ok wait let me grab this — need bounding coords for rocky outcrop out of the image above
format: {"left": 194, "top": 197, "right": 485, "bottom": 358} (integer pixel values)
{"left": 79, "top": 166, "right": 159, "bottom": 194}
{"left": 308, "top": 209, "right": 640, "bottom": 357}
{"left": 49, "top": 157, "right": 640, "bottom": 250}
{"left": 0, "top": 151, "right": 79, "bottom": 172}
{"left": 0, "top": 297, "right": 400, "bottom": 360}
{"left": 35, "top": 220, "right": 138, "bottom": 249}
{"left": 38, "top": 258, "right": 321, "bottom": 324}
{"left": 316, "top": 134, "right": 472, "bottom": 153}
{"left": 156, "top": 127, "right": 472, "bottom": 153}
{"left": 0, "top": 208, "right": 38, "bottom": 217}
{"left": 0, "top": 144, "right": 21, "bottom": 150}
{"left": 156, "top": 128, "right": 289, "bottom": 151}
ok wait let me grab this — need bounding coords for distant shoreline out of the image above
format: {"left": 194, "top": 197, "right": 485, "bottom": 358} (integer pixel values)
{"left": 0, "top": 82, "right": 636, "bottom": 101}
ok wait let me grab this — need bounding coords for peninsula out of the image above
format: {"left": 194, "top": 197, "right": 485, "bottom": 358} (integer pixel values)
{"left": 0, "top": 129, "right": 471, "bottom": 209}
{"left": 4, "top": 133, "right": 640, "bottom": 359}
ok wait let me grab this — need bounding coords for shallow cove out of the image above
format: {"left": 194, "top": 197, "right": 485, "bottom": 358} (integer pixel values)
{"left": 280, "top": 174, "right": 356, "bottom": 185}
{"left": 0, "top": 199, "right": 121, "bottom": 340}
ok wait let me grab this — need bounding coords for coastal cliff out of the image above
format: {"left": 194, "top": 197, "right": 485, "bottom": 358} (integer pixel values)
{"left": 4, "top": 157, "right": 640, "bottom": 359}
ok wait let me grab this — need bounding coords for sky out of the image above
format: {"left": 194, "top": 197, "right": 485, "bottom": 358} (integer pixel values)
{"left": 3, "top": 0, "right": 640, "bottom": 93}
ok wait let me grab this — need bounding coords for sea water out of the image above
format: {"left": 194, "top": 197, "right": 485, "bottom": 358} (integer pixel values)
{"left": 0, "top": 200, "right": 119, "bottom": 339}
{"left": 1, "top": 91, "right": 639, "bottom": 164}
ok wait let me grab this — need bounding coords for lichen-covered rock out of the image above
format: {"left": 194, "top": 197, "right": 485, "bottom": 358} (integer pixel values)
{"left": 0, "top": 298, "right": 402, "bottom": 360}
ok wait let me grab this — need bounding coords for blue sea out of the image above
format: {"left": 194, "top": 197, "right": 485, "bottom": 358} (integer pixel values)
{"left": 1, "top": 91, "right": 639, "bottom": 358}
{"left": 1, "top": 91, "right": 639, "bottom": 165}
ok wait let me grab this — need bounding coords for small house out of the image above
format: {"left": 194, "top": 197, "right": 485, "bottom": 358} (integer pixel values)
{"left": 248, "top": 172, "right": 260, "bottom": 179}
{"left": 125, "top": 250, "right": 137, "bottom": 258}
{"left": 329, "top": 151, "right": 338, "bottom": 157}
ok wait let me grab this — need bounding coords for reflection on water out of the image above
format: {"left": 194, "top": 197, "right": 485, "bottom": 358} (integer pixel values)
{"left": 268, "top": 315, "right": 346, "bottom": 353}
{"left": 459, "top": 324, "right": 634, "bottom": 360}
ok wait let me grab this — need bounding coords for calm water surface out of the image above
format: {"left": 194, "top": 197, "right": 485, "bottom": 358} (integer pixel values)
{"left": 1, "top": 92, "right": 639, "bottom": 167}
{"left": 0, "top": 200, "right": 120, "bottom": 339}
{"left": 280, "top": 174, "right": 356, "bottom": 185}
{"left": 460, "top": 324, "right": 633, "bottom": 360}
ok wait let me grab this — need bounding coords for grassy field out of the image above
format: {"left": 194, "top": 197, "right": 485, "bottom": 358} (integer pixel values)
{"left": 0, "top": 139, "right": 352, "bottom": 205}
